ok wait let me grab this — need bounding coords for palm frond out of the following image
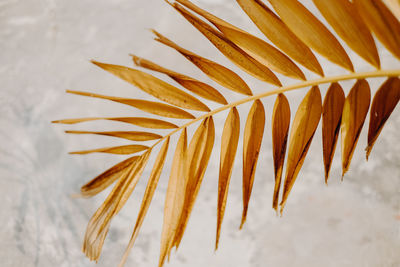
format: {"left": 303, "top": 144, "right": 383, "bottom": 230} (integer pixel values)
{"left": 53, "top": 0, "right": 400, "bottom": 266}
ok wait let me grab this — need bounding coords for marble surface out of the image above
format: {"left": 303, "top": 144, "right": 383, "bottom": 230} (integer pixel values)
{"left": 1, "top": 0, "right": 399, "bottom": 266}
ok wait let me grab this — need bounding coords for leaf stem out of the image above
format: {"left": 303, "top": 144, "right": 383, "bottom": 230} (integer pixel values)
{"left": 151, "top": 69, "right": 400, "bottom": 149}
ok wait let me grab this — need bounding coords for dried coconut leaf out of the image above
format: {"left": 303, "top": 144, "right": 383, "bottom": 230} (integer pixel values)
{"left": 268, "top": 0, "right": 354, "bottom": 71}
{"left": 237, "top": 0, "right": 323, "bottom": 76}
{"left": 174, "top": 0, "right": 305, "bottom": 80}
{"left": 216, "top": 107, "right": 240, "bottom": 250}
{"left": 152, "top": 30, "right": 252, "bottom": 95}
{"left": 119, "top": 137, "right": 170, "bottom": 267}
{"left": 241, "top": 100, "right": 265, "bottom": 228}
{"left": 132, "top": 55, "right": 227, "bottom": 105}
{"left": 169, "top": 3, "right": 282, "bottom": 86}
{"left": 65, "top": 130, "right": 162, "bottom": 142}
{"left": 313, "top": 0, "right": 380, "bottom": 68}
{"left": 341, "top": 79, "right": 371, "bottom": 176}
{"left": 82, "top": 151, "right": 151, "bottom": 261}
{"left": 159, "top": 129, "right": 187, "bottom": 267}
{"left": 80, "top": 156, "right": 140, "bottom": 198}
{"left": 366, "top": 77, "right": 400, "bottom": 159}
{"left": 66, "top": 90, "right": 195, "bottom": 119}
{"left": 322, "top": 83, "right": 345, "bottom": 183}
{"left": 271, "top": 93, "right": 290, "bottom": 212}
{"left": 69, "top": 144, "right": 149, "bottom": 155}
{"left": 280, "top": 86, "right": 322, "bottom": 214}
{"left": 173, "top": 117, "right": 215, "bottom": 249}
{"left": 91, "top": 61, "right": 210, "bottom": 112}
{"left": 52, "top": 117, "right": 178, "bottom": 129}
{"left": 354, "top": 0, "right": 400, "bottom": 59}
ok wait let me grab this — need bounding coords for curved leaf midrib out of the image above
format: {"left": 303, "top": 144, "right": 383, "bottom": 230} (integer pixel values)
{"left": 149, "top": 69, "right": 400, "bottom": 150}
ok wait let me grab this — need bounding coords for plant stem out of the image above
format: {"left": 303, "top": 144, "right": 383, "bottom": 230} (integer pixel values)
{"left": 151, "top": 69, "right": 400, "bottom": 149}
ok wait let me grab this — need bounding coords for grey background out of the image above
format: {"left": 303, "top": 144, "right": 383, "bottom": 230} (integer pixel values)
{"left": 1, "top": 0, "right": 399, "bottom": 266}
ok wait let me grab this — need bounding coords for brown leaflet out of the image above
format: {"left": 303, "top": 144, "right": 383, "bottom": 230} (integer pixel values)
{"left": 82, "top": 150, "right": 151, "bottom": 261}
{"left": 168, "top": 3, "right": 282, "bottom": 86}
{"left": 119, "top": 137, "right": 170, "bottom": 267}
{"left": 354, "top": 0, "right": 400, "bottom": 59}
{"left": 366, "top": 77, "right": 400, "bottom": 159}
{"left": 237, "top": 0, "right": 323, "bottom": 76}
{"left": 132, "top": 55, "right": 228, "bottom": 105}
{"left": 91, "top": 61, "right": 210, "bottom": 112}
{"left": 216, "top": 107, "right": 240, "bottom": 250}
{"left": 313, "top": 0, "right": 380, "bottom": 68}
{"left": 241, "top": 99, "right": 265, "bottom": 228}
{"left": 174, "top": 0, "right": 305, "bottom": 80}
{"left": 271, "top": 93, "right": 290, "bottom": 212}
{"left": 268, "top": 0, "right": 354, "bottom": 71}
{"left": 66, "top": 90, "right": 195, "bottom": 119}
{"left": 69, "top": 144, "right": 149, "bottom": 155}
{"left": 322, "top": 83, "right": 345, "bottom": 183}
{"left": 52, "top": 117, "right": 178, "bottom": 129}
{"left": 384, "top": 0, "right": 400, "bottom": 20}
{"left": 152, "top": 30, "right": 253, "bottom": 95}
{"left": 280, "top": 86, "right": 322, "bottom": 214}
{"left": 159, "top": 129, "right": 187, "bottom": 267}
{"left": 341, "top": 79, "right": 371, "bottom": 176}
{"left": 65, "top": 130, "right": 162, "bottom": 142}
{"left": 80, "top": 156, "right": 140, "bottom": 198}
{"left": 173, "top": 116, "right": 215, "bottom": 249}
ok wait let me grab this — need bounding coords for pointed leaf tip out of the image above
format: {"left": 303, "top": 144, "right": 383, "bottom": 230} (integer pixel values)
{"left": 216, "top": 107, "right": 240, "bottom": 249}
{"left": 366, "top": 78, "right": 400, "bottom": 159}
{"left": 341, "top": 79, "right": 371, "bottom": 176}
{"left": 70, "top": 144, "right": 149, "bottom": 155}
{"left": 322, "top": 83, "right": 345, "bottom": 183}
{"left": 242, "top": 100, "right": 265, "bottom": 227}
{"left": 65, "top": 90, "right": 195, "bottom": 119}
{"left": 271, "top": 93, "right": 290, "bottom": 211}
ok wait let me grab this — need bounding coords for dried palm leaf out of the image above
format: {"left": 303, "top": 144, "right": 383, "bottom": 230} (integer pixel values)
{"left": 119, "top": 138, "right": 170, "bottom": 267}
{"left": 131, "top": 55, "right": 228, "bottom": 104}
{"left": 159, "top": 129, "right": 187, "bottom": 267}
{"left": 53, "top": 0, "right": 400, "bottom": 266}
{"left": 271, "top": 93, "right": 290, "bottom": 212}
{"left": 268, "top": 0, "right": 354, "bottom": 71}
{"left": 169, "top": 2, "right": 282, "bottom": 85}
{"left": 173, "top": 116, "right": 215, "bottom": 248}
{"left": 280, "top": 86, "right": 322, "bottom": 214}
{"left": 241, "top": 100, "right": 265, "bottom": 227}
{"left": 152, "top": 30, "right": 253, "bottom": 95}
{"left": 52, "top": 117, "right": 178, "bottom": 129}
{"left": 341, "top": 79, "right": 371, "bottom": 176}
{"left": 216, "top": 107, "right": 240, "bottom": 249}
{"left": 80, "top": 156, "right": 140, "bottom": 198}
{"left": 237, "top": 0, "right": 323, "bottom": 76}
{"left": 354, "top": 0, "right": 400, "bottom": 60}
{"left": 322, "top": 83, "right": 345, "bottom": 183}
{"left": 366, "top": 77, "right": 400, "bottom": 159}
{"left": 173, "top": 0, "right": 305, "bottom": 80}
